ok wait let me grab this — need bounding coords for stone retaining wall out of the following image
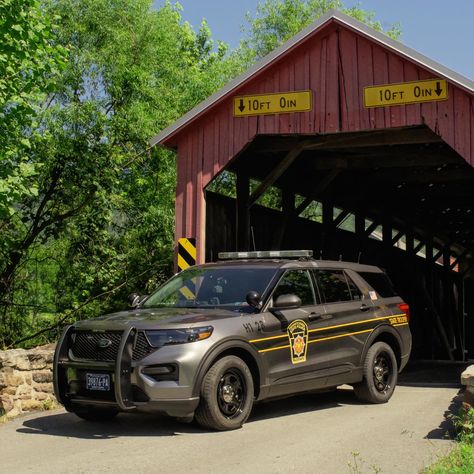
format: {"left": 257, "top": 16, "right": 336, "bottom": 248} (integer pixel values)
{"left": 0, "top": 344, "right": 57, "bottom": 419}
{"left": 461, "top": 365, "right": 474, "bottom": 410}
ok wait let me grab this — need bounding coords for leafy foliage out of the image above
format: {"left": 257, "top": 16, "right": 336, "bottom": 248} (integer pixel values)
{"left": 0, "top": 0, "right": 67, "bottom": 218}
{"left": 241, "top": 0, "right": 401, "bottom": 59}
{"left": 0, "top": 0, "right": 242, "bottom": 347}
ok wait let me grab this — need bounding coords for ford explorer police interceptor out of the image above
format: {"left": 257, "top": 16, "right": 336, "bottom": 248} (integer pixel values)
{"left": 54, "top": 250, "right": 412, "bottom": 431}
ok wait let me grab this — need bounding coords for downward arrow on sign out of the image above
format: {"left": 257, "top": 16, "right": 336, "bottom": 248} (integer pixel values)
{"left": 238, "top": 99, "right": 245, "bottom": 112}
{"left": 434, "top": 82, "right": 443, "bottom": 96}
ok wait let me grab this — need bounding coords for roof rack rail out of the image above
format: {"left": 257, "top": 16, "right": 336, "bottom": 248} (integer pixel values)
{"left": 218, "top": 250, "right": 313, "bottom": 260}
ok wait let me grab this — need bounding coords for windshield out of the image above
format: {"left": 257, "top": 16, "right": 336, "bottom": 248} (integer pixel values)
{"left": 142, "top": 266, "right": 276, "bottom": 312}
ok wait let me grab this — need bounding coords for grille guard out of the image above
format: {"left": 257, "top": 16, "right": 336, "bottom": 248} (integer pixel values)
{"left": 53, "top": 326, "right": 138, "bottom": 411}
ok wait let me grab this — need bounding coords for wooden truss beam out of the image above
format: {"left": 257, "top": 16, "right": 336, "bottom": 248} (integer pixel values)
{"left": 248, "top": 143, "right": 306, "bottom": 208}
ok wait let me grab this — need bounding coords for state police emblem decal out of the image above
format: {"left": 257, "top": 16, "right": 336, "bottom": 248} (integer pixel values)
{"left": 287, "top": 319, "right": 309, "bottom": 364}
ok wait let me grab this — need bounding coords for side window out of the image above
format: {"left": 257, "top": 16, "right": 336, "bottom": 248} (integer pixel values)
{"left": 272, "top": 270, "right": 315, "bottom": 306}
{"left": 346, "top": 275, "right": 363, "bottom": 301}
{"left": 316, "top": 269, "right": 356, "bottom": 303}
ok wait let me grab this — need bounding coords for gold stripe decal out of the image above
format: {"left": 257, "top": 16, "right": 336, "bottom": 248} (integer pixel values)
{"left": 253, "top": 312, "right": 409, "bottom": 353}
{"left": 250, "top": 313, "right": 407, "bottom": 344}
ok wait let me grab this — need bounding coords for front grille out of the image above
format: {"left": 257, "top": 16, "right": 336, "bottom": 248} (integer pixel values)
{"left": 132, "top": 332, "right": 156, "bottom": 361}
{"left": 71, "top": 331, "right": 122, "bottom": 362}
{"left": 70, "top": 330, "right": 156, "bottom": 362}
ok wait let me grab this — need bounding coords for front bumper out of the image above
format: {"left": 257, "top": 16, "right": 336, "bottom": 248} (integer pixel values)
{"left": 54, "top": 326, "right": 200, "bottom": 417}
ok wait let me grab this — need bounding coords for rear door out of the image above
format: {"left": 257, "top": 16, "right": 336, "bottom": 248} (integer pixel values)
{"left": 311, "top": 268, "right": 375, "bottom": 371}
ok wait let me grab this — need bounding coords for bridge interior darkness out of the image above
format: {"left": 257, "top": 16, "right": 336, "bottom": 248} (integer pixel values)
{"left": 205, "top": 125, "right": 474, "bottom": 361}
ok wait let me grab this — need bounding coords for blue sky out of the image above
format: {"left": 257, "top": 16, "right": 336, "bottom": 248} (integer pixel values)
{"left": 153, "top": 0, "right": 473, "bottom": 81}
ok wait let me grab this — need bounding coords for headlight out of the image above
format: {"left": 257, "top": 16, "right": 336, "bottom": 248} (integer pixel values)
{"left": 145, "top": 326, "right": 213, "bottom": 347}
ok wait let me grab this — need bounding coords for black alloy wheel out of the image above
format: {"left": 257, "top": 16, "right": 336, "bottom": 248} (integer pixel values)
{"left": 373, "top": 351, "right": 392, "bottom": 393}
{"left": 353, "top": 341, "right": 398, "bottom": 404}
{"left": 195, "top": 355, "right": 254, "bottom": 431}
{"left": 217, "top": 369, "right": 246, "bottom": 418}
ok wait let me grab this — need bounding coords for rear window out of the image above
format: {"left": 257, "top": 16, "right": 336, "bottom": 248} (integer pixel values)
{"left": 315, "top": 270, "right": 361, "bottom": 303}
{"left": 358, "top": 272, "right": 397, "bottom": 298}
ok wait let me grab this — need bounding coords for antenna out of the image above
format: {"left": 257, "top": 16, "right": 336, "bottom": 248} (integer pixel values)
{"left": 357, "top": 251, "right": 362, "bottom": 263}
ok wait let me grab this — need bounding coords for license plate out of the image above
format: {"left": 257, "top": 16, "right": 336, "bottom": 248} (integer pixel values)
{"left": 86, "top": 373, "right": 110, "bottom": 391}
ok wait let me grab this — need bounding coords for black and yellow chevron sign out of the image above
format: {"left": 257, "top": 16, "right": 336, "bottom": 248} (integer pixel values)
{"left": 177, "top": 237, "right": 197, "bottom": 271}
{"left": 177, "top": 238, "right": 197, "bottom": 300}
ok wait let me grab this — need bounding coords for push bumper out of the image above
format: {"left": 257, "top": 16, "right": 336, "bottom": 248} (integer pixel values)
{"left": 53, "top": 326, "right": 200, "bottom": 417}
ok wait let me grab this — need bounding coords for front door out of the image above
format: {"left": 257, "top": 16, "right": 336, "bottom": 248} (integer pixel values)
{"left": 251, "top": 269, "right": 329, "bottom": 392}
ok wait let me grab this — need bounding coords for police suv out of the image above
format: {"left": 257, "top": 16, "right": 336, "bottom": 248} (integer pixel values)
{"left": 54, "top": 250, "right": 412, "bottom": 431}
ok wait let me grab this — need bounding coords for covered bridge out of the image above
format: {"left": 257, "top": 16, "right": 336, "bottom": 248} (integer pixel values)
{"left": 150, "top": 10, "right": 474, "bottom": 361}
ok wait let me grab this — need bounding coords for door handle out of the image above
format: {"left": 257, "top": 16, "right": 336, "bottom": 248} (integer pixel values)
{"left": 359, "top": 304, "right": 371, "bottom": 312}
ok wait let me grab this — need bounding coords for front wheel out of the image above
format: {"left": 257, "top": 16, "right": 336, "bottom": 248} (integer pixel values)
{"left": 195, "top": 356, "right": 254, "bottom": 431}
{"left": 353, "top": 342, "right": 398, "bottom": 404}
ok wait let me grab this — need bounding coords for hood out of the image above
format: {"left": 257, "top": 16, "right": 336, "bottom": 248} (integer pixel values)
{"left": 73, "top": 307, "right": 241, "bottom": 330}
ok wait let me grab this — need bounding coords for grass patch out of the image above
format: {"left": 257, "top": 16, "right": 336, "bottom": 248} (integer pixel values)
{"left": 424, "top": 443, "right": 474, "bottom": 474}
{"left": 424, "top": 406, "right": 474, "bottom": 473}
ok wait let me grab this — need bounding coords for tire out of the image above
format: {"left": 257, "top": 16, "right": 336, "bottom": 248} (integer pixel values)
{"left": 71, "top": 406, "right": 119, "bottom": 421}
{"left": 195, "top": 355, "right": 254, "bottom": 431}
{"left": 353, "top": 342, "right": 398, "bottom": 404}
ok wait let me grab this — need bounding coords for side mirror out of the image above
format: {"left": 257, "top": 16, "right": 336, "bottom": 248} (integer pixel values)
{"left": 246, "top": 291, "right": 262, "bottom": 309}
{"left": 272, "top": 294, "right": 302, "bottom": 310}
{"left": 128, "top": 293, "right": 141, "bottom": 308}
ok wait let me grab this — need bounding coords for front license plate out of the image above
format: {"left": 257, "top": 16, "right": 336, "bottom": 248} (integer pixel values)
{"left": 86, "top": 373, "right": 110, "bottom": 391}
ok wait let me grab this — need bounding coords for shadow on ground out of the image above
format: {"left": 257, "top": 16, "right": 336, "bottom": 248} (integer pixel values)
{"left": 17, "top": 388, "right": 359, "bottom": 440}
{"left": 425, "top": 390, "right": 463, "bottom": 440}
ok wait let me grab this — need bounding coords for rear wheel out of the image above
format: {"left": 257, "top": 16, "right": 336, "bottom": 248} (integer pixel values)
{"left": 354, "top": 342, "right": 398, "bottom": 404}
{"left": 71, "top": 406, "right": 119, "bottom": 421}
{"left": 195, "top": 356, "right": 254, "bottom": 431}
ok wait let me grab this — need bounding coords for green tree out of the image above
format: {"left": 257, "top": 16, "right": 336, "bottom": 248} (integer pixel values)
{"left": 241, "top": 0, "right": 400, "bottom": 60}
{"left": 0, "top": 0, "right": 67, "bottom": 218}
{"left": 0, "top": 0, "right": 242, "bottom": 348}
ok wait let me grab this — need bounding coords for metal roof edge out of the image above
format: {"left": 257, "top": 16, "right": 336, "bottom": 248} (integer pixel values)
{"left": 150, "top": 9, "right": 474, "bottom": 148}
{"left": 331, "top": 10, "right": 474, "bottom": 93}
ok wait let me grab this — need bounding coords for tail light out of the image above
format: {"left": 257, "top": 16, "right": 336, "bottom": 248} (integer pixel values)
{"left": 397, "top": 303, "right": 410, "bottom": 322}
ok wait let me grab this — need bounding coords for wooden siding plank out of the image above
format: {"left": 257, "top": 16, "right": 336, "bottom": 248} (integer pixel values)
{"left": 453, "top": 88, "right": 471, "bottom": 162}
{"left": 471, "top": 97, "right": 474, "bottom": 166}
{"left": 418, "top": 68, "right": 438, "bottom": 139}
{"left": 387, "top": 53, "right": 406, "bottom": 128}
{"left": 309, "top": 36, "right": 323, "bottom": 133}
{"left": 338, "top": 28, "right": 360, "bottom": 131}
{"left": 372, "top": 45, "right": 389, "bottom": 129}
{"left": 356, "top": 36, "right": 374, "bottom": 130}
{"left": 278, "top": 59, "right": 291, "bottom": 133}
{"left": 195, "top": 125, "right": 205, "bottom": 262}
{"left": 299, "top": 47, "right": 311, "bottom": 132}
{"left": 403, "top": 62, "right": 421, "bottom": 126}
{"left": 175, "top": 137, "right": 188, "bottom": 242}
{"left": 325, "top": 30, "right": 339, "bottom": 132}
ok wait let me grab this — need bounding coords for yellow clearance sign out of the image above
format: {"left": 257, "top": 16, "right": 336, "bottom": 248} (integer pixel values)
{"left": 233, "top": 91, "right": 312, "bottom": 117}
{"left": 364, "top": 79, "right": 448, "bottom": 108}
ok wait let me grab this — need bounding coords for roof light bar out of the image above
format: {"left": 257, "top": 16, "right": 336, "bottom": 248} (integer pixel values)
{"left": 218, "top": 250, "right": 313, "bottom": 260}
